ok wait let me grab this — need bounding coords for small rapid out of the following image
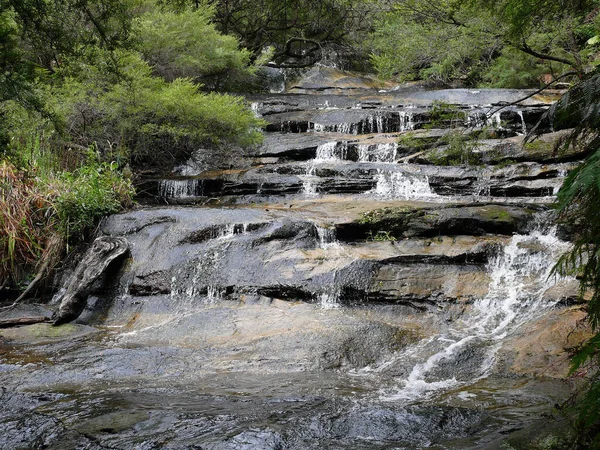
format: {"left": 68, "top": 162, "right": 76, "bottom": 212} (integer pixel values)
{"left": 376, "top": 224, "right": 572, "bottom": 402}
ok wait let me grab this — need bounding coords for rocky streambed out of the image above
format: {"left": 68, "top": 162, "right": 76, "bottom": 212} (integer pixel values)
{"left": 0, "top": 68, "right": 592, "bottom": 449}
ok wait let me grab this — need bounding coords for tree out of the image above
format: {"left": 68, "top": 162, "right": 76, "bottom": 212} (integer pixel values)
{"left": 369, "top": 1, "right": 501, "bottom": 84}
{"left": 136, "top": 2, "right": 253, "bottom": 89}
{"left": 368, "top": 0, "right": 600, "bottom": 86}
{"left": 163, "top": 0, "right": 380, "bottom": 69}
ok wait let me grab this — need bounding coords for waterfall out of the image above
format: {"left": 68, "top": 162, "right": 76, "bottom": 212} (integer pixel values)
{"left": 313, "top": 122, "right": 357, "bottom": 134}
{"left": 380, "top": 226, "right": 572, "bottom": 402}
{"left": 372, "top": 170, "right": 436, "bottom": 200}
{"left": 517, "top": 110, "right": 527, "bottom": 134}
{"left": 398, "top": 111, "right": 415, "bottom": 132}
{"left": 158, "top": 179, "right": 203, "bottom": 199}
{"left": 316, "top": 141, "right": 348, "bottom": 161}
{"left": 488, "top": 111, "right": 503, "bottom": 128}
{"left": 206, "top": 285, "right": 226, "bottom": 303}
{"left": 357, "top": 143, "right": 398, "bottom": 163}
{"left": 218, "top": 224, "right": 236, "bottom": 239}
{"left": 315, "top": 224, "right": 342, "bottom": 250}
{"left": 474, "top": 168, "right": 492, "bottom": 198}
{"left": 250, "top": 102, "right": 262, "bottom": 118}
{"left": 319, "top": 290, "right": 341, "bottom": 309}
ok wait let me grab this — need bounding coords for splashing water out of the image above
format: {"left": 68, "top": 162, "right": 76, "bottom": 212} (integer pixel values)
{"left": 398, "top": 111, "right": 415, "bottom": 132}
{"left": 517, "top": 110, "right": 527, "bottom": 135}
{"left": 315, "top": 224, "right": 342, "bottom": 250}
{"left": 357, "top": 143, "right": 398, "bottom": 163}
{"left": 158, "top": 179, "right": 203, "bottom": 199}
{"left": 380, "top": 226, "right": 572, "bottom": 402}
{"left": 315, "top": 142, "right": 349, "bottom": 161}
{"left": 372, "top": 170, "right": 436, "bottom": 200}
{"left": 250, "top": 102, "right": 262, "bottom": 118}
{"left": 206, "top": 285, "right": 226, "bottom": 303}
{"left": 319, "top": 290, "right": 341, "bottom": 310}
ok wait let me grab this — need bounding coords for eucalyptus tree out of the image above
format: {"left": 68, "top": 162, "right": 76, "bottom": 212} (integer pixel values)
{"left": 369, "top": 0, "right": 600, "bottom": 86}
{"left": 163, "top": 0, "right": 382, "bottom": 68}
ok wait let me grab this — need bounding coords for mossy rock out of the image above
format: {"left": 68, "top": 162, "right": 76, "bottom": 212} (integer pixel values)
{"left": 338, "top": 204, "right": 536, "bottom": 241}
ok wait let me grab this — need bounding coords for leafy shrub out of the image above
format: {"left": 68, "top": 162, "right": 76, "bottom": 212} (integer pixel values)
{"left": 54, "top": 50, "right": 264, "bottom": 169}
{"left": 0, "top": 141, "right": 134, "bottom": 293}
{"left": 48, "top": 157, "right": 134, "bottom": 237}
{"left": 136, "top": 2, "right": 253, "bottom": 89}
{"left": 427, "top": 132, "right": 482, "bottom": 166}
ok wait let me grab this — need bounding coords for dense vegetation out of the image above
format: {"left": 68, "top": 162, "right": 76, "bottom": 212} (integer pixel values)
{"left": 370, "top": 0, "right": 600, "bottom": 86}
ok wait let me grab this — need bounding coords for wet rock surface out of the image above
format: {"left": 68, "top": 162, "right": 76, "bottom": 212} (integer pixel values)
{"left": 0, "top": 68, "right": 589, "bottom": 449}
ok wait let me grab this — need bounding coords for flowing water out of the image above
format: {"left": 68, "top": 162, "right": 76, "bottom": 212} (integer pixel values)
{"left": 0, "top": 77, "right": 582, "bottom": 449}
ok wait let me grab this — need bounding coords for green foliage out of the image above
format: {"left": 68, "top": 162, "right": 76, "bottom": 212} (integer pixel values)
{"left": 182, "top": 0, "right": 380, "bottom": 69}
{"left": 0, "top": 143, "right": 134, "bottom": 290}
{"left": 549, "top": 69, "right": 600, "bottom": 447}
{"left": 49, "top": 157, "right": 134, "bottom": 237}
{"left": 426, "top": 131, "right": 483, "bottom": 166}
{"left": 425, "top": 101, "right": 466, "bottom": 129}
{"left": 366, "top": 230, "right": 396, "bottom": 242}
{"left": 369, "top": 1, "right": 500, "bottom": 84}
{"left": 482, "top": 47, "right": 551, "bottom": 88}
{"left": 135, "top": 2, "right": 253, "bottom": 89}
{"left": 52, "top": 50, "right": 264, "bottom": 168}
{"left": 368, "top": 0, "right": 598, "bottom": 87}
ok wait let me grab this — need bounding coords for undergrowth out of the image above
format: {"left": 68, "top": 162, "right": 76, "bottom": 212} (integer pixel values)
{"left": 0, "top": 136, "right": 134, "bottom": 298}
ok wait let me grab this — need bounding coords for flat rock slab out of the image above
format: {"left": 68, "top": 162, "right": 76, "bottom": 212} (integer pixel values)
{"left": 0, "top": 322, "right": 101, "bottom": 345}
{"left": 337, "top": 203, "right": 539, "bottom": 241}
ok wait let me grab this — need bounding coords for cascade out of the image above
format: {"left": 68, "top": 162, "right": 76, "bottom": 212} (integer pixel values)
{"left": 315, "top": 224, "right": 342, "bottom": 250}
{"left": 517, "top": 110, "right": 527, "bottom": 134}
{"left": 3, "top": 70, "right": 585, "bottom": 449}
{"left": 357, "top": 143, "right": 398, "bottom": 163}
{"left": 488, "top": 111, "right": 503, "bottom": 128}
{"left": 313, "top": 122, "right": 357, "bottom": 134}
{"left": 206, "top": 285, "right": 226, "bottom": 303}
{"left": 158, "top": 179, "right": 203, "bottom": 199}
{"left": 319, "top": 289, "right": 341, "bottom": 309}
{"left": 250, "top": 101, "right": 263, "bottom": 118}
{"left": 372, "top": 170, "right": 436, "bottom": 200}
{"left": 398, "top": 111, "right": 415, "bottom": 132}
{"left": 380, "top": 225, "right": 572, "bottom": 402}
{"left": 316, "top": 141, "right": 348, "bottom": 161}
{"left": 474, "top": 167, "right": 492, "bottom": 198}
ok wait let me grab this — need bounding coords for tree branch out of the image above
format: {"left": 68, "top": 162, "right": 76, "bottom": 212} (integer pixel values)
{"left": 519, "top": 39, "right": 578, "bottom": 69}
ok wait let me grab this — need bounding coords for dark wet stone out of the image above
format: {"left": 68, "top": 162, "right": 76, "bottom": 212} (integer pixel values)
{"left": 52, "top": 236, "right": 129, "bottom": 325}
{"left": 337, "top": 204, "right": 538, "bottom": 241}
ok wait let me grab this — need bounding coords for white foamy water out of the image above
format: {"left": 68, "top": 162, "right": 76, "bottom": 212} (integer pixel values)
{"left": 357, "top": 143, "right": 398, "bottom": 163}
{"left": 315, "top": 224, "right": 342, "bottom": 250}
{"left": 319, "top": 290, "right": 341, "bottom": 309}
{"left": 158, "top": 179, "right": 203, "bottom": 199}
{"left": 315, "top": 141, "right": 349, "bottom": 161}
{"left": 372, "top": 170, "right": 437, "bottom": 200}
{"left": 379, "top": 226, "right": 572, "bottom": 402}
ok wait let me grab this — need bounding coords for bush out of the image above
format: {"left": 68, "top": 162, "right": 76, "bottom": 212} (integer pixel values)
{"left": 48, "top": 157, "right": 134, "bottom": 238}
{"left": 54, "top": 50, "right": 264, "bottom": 169}
{"left": 136, "top": 1, "right": 253, "bottom": 89}
{"left": 0, "top": 138, "right": 134, "bottom": 293}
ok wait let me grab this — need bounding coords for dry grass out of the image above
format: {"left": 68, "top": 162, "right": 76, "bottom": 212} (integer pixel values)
{"left": 0, "top": 161, "right": 63, "bottom": 291}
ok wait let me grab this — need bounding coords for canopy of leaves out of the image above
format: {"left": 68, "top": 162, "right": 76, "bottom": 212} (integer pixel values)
{"left": 369, "top": 1, "right": 500, "bottom": 84}
{"left": 547, "top": 71, "right": 600, "bottom": 446}
{"left": 368, "top": 0, "right": 600, "bottom": 86}
{"left": 136, "top": 2, "right": 253, "bottom": 89}
{"left": 164, "top": 0, "right": 380, "bottom": 69}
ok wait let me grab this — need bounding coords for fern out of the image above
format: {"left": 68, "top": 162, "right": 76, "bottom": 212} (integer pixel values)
{"left": 549, "top": 71, "right": 600, "bottom": 445}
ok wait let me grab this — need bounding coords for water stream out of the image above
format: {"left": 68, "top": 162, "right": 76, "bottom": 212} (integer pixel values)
{"left": 376, "top": 225, "right": 571, "bottom": 402}
{"left": 0, "top": 81, "right": 581, "bottom": 449}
